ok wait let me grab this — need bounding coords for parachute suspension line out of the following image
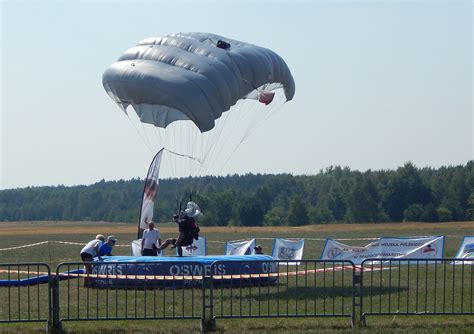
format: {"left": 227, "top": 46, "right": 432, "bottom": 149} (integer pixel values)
{"left": 188, "top": 122, "right": 197, "bottom": 177}
{"left": 153, "top": 127, "right": 173, "bottom": 179}
{"left": 200, "top": 107, "right": 234, "bottom": 176}
{"left": 202, "top": 109, "right": 236, "bottom": 175}
{"left": 166, "top": 126, "right": 177, "bottom": 179}
{"left": 125, "top": 114, "right": 154, "bottom": 155}
{"left": 237, "top": 93, "right": 284, "bottom": 146}
{"left": 241, "top": 92, "right": 283, "bottom": 142}
{"left": 206, "top": 99, "right": 258, "bottom": 175}
{"left": 163, "top": 148, "right": 203, "bottom": 164}
{"left": 216, "top": 93, "right": 286, "bottom": 175}
{"left": 139, "top": 121, "right": 156, "bottom": 152}
{"left": 241, "top": 93, "right": 287, "bottom": 144}
{"left": 190, "top": 104, "right": 237, "bottom": 195}
{"left": 201, "top": 101, "right": 239, "bottom": 176}
{"left": 216, "top": 138, "right": 245, "bottom": 176}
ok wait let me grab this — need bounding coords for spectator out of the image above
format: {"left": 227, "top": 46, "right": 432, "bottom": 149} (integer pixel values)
{"left": 254, "top": 245, "right": 264, "bottom": 255}
{"left": 99, "top": 235, "right": 117, "bottom": 256}
{"left": 80, "top": 234, "right": 105, "bottom": 287}
{"left": 141, "top": 222, "right": 161, "bottom": 256}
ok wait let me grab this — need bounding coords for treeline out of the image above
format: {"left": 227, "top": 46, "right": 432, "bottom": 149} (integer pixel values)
{"left": 0, "top": 162, "right": 472, "bottom": 225}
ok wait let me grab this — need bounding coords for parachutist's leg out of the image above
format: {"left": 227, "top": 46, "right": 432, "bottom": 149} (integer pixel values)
{"left": 158, "top": 238, "right": 176, "bottom": 250}
{"left": 157, "top": 239, "right": 171, "bottom": 250}
{"left": 177, "top": 246, "right": 183, "bottom": 257}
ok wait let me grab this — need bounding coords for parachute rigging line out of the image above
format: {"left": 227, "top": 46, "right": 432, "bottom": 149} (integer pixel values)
{"left": 164, "top": 148, "right": 203, "bottom": 164}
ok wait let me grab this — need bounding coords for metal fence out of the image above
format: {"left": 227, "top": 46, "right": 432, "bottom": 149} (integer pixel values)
{"left": 359, "top": 258, "right": 474, "bottom": 325}
{"left": 209, "top": 259, "right": 356, "bottom": 326}
{"left": 0, "top": 259, "right": 473, "bottom": 332}
{"left": 54, "top": 261, "right": 205, "bottom": 331}
{"left": 0, "top": 263, "right": 51, "bottom": 329}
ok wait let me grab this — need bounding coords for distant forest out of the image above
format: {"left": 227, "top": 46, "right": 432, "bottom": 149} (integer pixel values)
{"left": 1, "top": 162, "right": 473, "bottom": 226}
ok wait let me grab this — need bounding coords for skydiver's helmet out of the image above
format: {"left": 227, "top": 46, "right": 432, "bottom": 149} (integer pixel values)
{"left": 184, "top": 201, "right": 203, "bottom": 220}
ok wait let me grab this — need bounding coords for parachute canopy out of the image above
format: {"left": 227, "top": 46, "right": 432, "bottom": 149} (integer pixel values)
{"left": 103, "top": 32, "right": 295, "bottom": 133}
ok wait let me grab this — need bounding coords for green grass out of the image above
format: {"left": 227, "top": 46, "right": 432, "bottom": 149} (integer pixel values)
{"left": 0, "top": 221, "right": 473, "bottom": 333}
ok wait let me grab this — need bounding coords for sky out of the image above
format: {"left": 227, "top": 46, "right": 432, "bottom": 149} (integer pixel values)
{"left": 1, "top": 1, "right": 472, "bottom": 190}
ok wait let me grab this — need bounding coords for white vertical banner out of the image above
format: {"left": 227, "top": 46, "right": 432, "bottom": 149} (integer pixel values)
{"left": 225, "top": 239, "right": 256, "bottom": 256}
{"left": 271, "top": 238, "right": 305, "bottom": 265}
{"left": 454, "top": 236, "right": 474, "bottom": 265}
{"left": 139, "top": 149, "right": 164, "bottom": 231}
{"left": 178, "top": 237, "right": 207, "bottom": 257}
{"left": 131, "top": 239, "right": 141, "bottom": 256}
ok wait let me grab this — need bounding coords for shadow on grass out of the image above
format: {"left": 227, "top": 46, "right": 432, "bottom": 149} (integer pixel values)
{"left": 213, "top": 284, "right": 409, "bottom": 302}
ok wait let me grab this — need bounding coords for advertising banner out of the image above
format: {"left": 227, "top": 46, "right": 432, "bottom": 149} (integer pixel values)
{"left": 138, "top": 149, "right": 164, "bottom": 237}
{"left": 454, "top": 236, "right": 474, "bottom": 264}
{"left": 271, "top": 238, "right": 305, "bottom": 265}
{"left": 179, "top": 237, "right": 207, "bottom": 256}
{"left": 320, "top": 236, "right": 445, "bottom": 265}
{"left": 225, "top": 239, "right": 256, "bottom": 256}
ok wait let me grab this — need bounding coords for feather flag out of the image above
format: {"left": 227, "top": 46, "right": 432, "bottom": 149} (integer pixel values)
{"left": 137, "top": 148, "right": 164, "bottom": 238}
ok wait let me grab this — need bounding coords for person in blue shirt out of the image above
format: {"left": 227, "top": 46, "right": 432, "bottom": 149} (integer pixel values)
{"left": 99, "top": 235, "right": 117, "bottom": 256}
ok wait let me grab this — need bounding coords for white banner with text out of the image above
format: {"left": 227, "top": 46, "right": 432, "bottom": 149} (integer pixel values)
{"left": 320, "top": 236, "right": 445, "bottom": 265}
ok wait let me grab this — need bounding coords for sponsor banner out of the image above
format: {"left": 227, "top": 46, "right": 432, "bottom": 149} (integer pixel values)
{"left": 179, "top": 237, "right": 206, "bottom": 256}
{"left": 130, "top": 239, "right": 164, "bottom": 257}
{"left": 321, "top": 236, "right": 445, "bottom": 265}
{"left": 271, "top": 238, "right": 305, "bottom": 265}
{"left": 453, "top": 236, "right": 474, "bottom": 265}
{"left": 139, "top": 149, "right": 164, "bottom": 230}
{"left": 88, "top": 255, "right": 277, "bottom": 288}
{"left": 225, "top": 239, "right": 256, "bottom": 256}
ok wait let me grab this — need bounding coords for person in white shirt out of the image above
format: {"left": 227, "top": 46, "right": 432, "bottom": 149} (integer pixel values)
{"left": 80, "top": 234, "right": 105, "bottom": 287}
{"left": 141, "top": 222, "right": 161, "bottom": 256}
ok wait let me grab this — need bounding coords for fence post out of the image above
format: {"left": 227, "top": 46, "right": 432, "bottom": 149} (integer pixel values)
{"left": 353, "top": 265, "right": 363, "bottom": 328}
{"left": 201, "top": 269, "right": 216, "bottom": 332}
{"left": 49, "top": 275, "right": 62, "bottom": 334}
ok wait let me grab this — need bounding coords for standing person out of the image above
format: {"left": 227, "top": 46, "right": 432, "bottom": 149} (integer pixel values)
{"left": 159, "top": 202, "right": 201, "bottom": 257}
{"left": 80, "top": 234, "right": 105, "bottom": 287}
{"left": 99, "top": 235, "right": 117, "bottom": 256}
{"left": 254, "top": 245, "right": 264, "bottom": 255}
{"left": 141, "top": 222, "right": 161, "bottom": 256}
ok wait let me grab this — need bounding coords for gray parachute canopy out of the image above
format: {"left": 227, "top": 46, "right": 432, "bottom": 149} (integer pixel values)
{"left": 103, "top": 32, "right": 295, "bottom": 133}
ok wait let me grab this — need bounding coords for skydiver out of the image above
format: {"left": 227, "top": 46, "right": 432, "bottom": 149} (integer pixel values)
{"left": 158, "top": 202, "right": 201, "bottom": 257}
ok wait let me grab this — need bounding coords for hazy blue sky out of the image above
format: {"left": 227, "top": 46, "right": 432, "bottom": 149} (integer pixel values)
{"left": 1, "top": 1, "right": 472, "bottom": 189}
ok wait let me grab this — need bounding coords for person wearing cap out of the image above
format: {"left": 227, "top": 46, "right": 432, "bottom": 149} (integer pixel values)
{"left": 254, "top": 245, "right": 264, "bottom": 255}
{"left": 80, "top": 234, "right": 105, "bottom": 262}
{"left": 80, "top": 234, "right": 105, "bottom": 287}
{"left": 99, "top": 235, "right": 117, "bottom": 256}
{"left": 158, "top": 202, "right": 201, "bottom": 257}
{"left": 141, "top": 222, "right": 161, "bottom": 256}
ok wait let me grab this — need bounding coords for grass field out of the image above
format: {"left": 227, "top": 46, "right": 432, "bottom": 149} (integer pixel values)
{"left": 0, "top": 221, "right": 473, "bottom": 333}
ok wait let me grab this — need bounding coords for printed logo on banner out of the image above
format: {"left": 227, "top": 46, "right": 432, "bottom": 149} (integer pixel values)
{"left": 420, "top": 244, "right": 438, "bottom": 257}
{"left": 186, "top": 244, "right": 198, "bottom": 253}
{"left": 327, "top": 248, "right": 344, "bottom": 259}
{"left": 465, "top": 243, "right": 474, "bottom": 254}
{"left": 278, "top": 247, "right": 297, "bottom": 259}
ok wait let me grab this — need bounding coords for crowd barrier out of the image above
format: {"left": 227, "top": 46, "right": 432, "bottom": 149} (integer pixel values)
{"left": 359, "top": 258, "right": 474, "bottom": 325}
{"left": 0, "top": 259, "right": 472, "bottom": 333}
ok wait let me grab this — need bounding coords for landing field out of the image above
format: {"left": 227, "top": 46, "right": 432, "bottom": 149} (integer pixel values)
{"left": 0, "top": 221, "right": 472, "bottom": 265}
{"left": 0, "top": 221, "right": 473, "bottom": 333}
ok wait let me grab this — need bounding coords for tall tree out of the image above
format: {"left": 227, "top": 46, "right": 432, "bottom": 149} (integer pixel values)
{"left": 288, "top": 196, "right": 309, "bottom": 226}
